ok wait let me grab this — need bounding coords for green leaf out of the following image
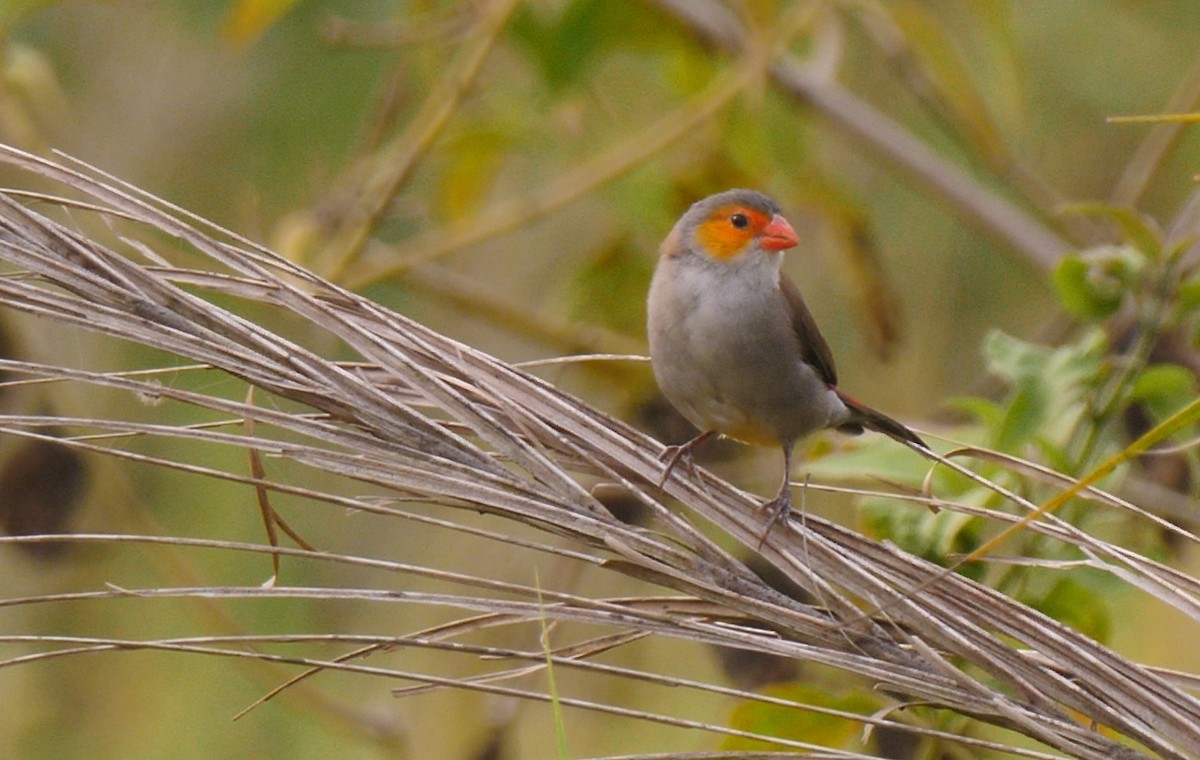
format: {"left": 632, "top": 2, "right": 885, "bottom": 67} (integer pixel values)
{"left": 981, "top": 332, "right": 1053, "bottom": 449}
{"left": 982, "top": 329, "right": 1052, "bottom": 383}
{"left": 980, "top": 329, "right": 1106, "bottom": 450}
{"left": 1052, "top": 257, "right": 1116, "bottom": 320}
{"left": 800, "top": 434, "right": 930, "bottom": 485}
{"left": 994, "top": 381, "right": 1045, "bottom": 451}
{"left": 1130, "top": 363, "right": 1195, "bottom": 403}
{"left": 1129, "top": 363, "right": 1197, "bottom": 423}
{"left": 985, "top": 328, "right": 1106, "bottom": 393}
{"left": 945, "top": 396, "right": 1002, "bottom": 428}
{"left": 1051, "top": 247, "right": 1141, "bottom": 321}
{"left": 1032, "top": 437, "right": 1074, "bottom": 475}
{"left": 510, "top": 0, "right": 609, "bottom": 93}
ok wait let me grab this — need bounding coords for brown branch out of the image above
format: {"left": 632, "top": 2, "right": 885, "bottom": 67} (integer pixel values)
{"left": 650, "top": 0, "right": 1070, "bottom": 274}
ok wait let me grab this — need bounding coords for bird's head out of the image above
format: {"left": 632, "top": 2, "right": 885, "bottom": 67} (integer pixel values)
{"left": 668, "top": 189, "right": 799, "bottom": 262}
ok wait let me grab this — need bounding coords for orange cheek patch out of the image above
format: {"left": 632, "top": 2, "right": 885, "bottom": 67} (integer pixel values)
{"left": 694, "top": 206, "right": 770, "bottom": 260}
{"left": 695, "top": 223, "right": 750, "bottom": 259}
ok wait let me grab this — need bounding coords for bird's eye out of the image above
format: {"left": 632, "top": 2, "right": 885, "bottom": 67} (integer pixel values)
{"left": 729, "top": 213, "right": 749, "bottom": 229}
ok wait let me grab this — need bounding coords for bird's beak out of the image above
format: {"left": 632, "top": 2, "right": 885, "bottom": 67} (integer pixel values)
{"left": 760, "top": 214, "right": 799, "bottom": 251}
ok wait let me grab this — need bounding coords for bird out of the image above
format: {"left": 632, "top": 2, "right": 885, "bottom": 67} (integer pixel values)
{"left": 646, "top": 188, "right": 926, "bottom": 544}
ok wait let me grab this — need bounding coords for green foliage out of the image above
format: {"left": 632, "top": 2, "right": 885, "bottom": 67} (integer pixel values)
{"left": 810, "top": 321, "right": 1133, "bottom": 650}
{"left": 979, "top": 328, "right": 1106, "bottom": 450}
{"left": 510, "top": 0, "right": 688, "bottom": 95}
{"left": 722, "top": 683, "right": 882, "bottom": 753}
{"left": 1129, "top": 363, "right": 1197, "bottom": 422}
{"left": 812, "top": 226, "right": 1200, "bottom": 649}
{"left": 861, "top": 500, "right": 986, "bottom": 580}
{"left": 1022, "top": 573, "right": 1113, "bottom": 643}
{"left": 567, "top": 236, "right": 653, "bottom": 335}
{"left": 807, "top": 206, "right": 1192, "bottom": 624}
{"left": 846, "top": 193, "right": 1200, "bottom": 651}
{"left": 510, "top": 0, "right": 610, "bottom": 94}
{"left": 1052, "top": 246, "right": 1142, "bottom": 321}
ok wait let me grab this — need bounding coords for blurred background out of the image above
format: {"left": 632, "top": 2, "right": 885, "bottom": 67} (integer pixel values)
{"left": 2, "top": 1, "right": 1200, "bottom": 757}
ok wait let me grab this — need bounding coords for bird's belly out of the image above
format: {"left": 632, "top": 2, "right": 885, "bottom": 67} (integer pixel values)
{"left": 689, "top": 348, "right": 836, "bottom": 445}
{"left": 652, "top": 293, "right": 844, "bottom": 445}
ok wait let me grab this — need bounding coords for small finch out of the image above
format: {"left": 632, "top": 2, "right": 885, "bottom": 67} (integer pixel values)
{"left": 647, "top": 189, "right": 925, "bottom": 542}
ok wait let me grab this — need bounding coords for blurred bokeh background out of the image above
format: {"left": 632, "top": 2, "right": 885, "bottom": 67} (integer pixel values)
{"left": 2, "top": 1, "right": 1200, "bottom": 757}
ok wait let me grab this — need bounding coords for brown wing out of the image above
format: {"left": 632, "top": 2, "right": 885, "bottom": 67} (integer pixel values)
{"left": 779, "top": 272, "right": 838, "bottom": 387}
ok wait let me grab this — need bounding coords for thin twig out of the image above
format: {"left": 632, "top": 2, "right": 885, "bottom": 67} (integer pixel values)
{"left": 317, "top": 0, "right": 521, "bottom": 280}
{"left": 343, "top": 57, "right": 765, "bottom": 287}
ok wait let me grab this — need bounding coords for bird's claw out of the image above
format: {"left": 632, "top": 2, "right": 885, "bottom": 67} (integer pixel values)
{"left": 656, "top": 430, "right": 717, "bottom": 490}
{"left": 657, "top": 444, "right": 694, "bottom": 489}
{"left": 756, "top": 491, "right": 792, "bottom": 550}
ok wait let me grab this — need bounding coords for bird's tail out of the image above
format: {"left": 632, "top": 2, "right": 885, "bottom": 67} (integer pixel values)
{"left": 835, "top": 389, "right": 926, "bottom": 449}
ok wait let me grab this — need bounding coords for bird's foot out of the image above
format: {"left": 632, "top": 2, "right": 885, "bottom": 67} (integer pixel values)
{"left": 657, "top": 430, "right": 717, "bottom": 490}
{"left": 657, "top": 445, "right": 693, "bottom": 489}
{"left": 756, "top": 489, "right": 792, "bottom": 550}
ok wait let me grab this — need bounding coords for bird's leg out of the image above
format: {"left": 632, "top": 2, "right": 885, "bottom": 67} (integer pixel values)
{"left": 657, "top": 430, "right": 718, "bottom": 489}
{"left": 757, "top": 444, "right": 795, "bottom": 548}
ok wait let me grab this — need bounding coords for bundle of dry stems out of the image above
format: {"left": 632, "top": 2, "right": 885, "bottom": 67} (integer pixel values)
{"left": 0, "top": 145, "right": 1196, "bottom": 759}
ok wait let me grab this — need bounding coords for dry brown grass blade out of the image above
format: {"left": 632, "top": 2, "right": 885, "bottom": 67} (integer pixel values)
{"left": 0, "top": 144, "right": 1196, "bottom": 758}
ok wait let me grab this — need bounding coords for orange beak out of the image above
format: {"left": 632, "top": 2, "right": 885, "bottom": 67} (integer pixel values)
{"left": 760, "top": 214, "right": 799, "bottom": 251}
